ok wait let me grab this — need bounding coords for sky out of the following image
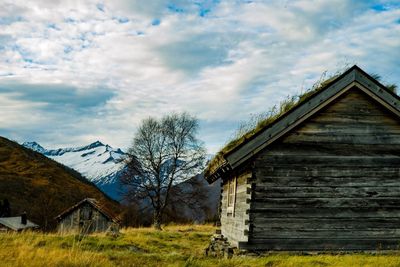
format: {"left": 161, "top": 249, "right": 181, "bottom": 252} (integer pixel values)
{"left": 0, "top": 0, "right": 399, "bottom": 153}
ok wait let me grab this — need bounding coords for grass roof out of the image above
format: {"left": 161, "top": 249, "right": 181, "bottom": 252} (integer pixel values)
{"left": 204, "top": 74, "right": 340, "bottom": 178}
{"left": 205, "top": 68, "right": 398, "bottom": 179}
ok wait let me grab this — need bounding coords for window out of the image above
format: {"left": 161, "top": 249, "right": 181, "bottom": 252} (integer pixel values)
{"left": 227, "top": 177, "right": 236, "bottom": 215}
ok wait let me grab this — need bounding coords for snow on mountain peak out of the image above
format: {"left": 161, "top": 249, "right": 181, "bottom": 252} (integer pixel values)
{"left": 22, "top": 141, "right": 126, "bottom": 200}
{"left": 80, "top": 141, "right": 105, "bottom": 151}
{"left": 22, "top": 141, "right": 46, "bottom": 154}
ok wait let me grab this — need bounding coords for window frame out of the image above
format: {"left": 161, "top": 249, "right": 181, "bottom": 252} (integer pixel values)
{"left": 227, "top": 176, "right": 237, "bottom": 215}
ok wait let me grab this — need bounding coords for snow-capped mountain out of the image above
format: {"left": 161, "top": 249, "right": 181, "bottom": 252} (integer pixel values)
{"left": 23, "top": 141, "right": 126, "bottom": 201}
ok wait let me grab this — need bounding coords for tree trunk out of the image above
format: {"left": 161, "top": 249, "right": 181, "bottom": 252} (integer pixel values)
{"left": 153, "top": 210, "right": 162, "bottom": 230}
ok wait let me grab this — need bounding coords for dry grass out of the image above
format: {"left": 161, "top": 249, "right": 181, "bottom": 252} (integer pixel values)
{"left": 1, "top": 225, "right": 400, "bottom": 267}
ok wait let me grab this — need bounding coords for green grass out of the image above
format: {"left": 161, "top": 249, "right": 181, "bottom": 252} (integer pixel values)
{"left": 1, "top": 225, "right": 400, "bottom": 266}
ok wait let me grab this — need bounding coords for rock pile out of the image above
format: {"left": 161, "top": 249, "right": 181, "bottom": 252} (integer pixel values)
{"left": 204, "top": 234, "right": 234, "bottom": 259}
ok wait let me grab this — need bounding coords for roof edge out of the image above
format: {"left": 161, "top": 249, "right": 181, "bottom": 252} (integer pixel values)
{"left": 55, "top": 198, "right": 120, "bottom": 224}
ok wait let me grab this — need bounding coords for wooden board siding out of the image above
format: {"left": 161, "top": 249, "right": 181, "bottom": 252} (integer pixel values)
{"left": 247, "top": 87, "right": 400, "bottom": 251}
{"left": 220, "top": 171, "right": 251, "bottom": 246}
{"left": 57, "top": 203, "right": 113, "bottom": 234}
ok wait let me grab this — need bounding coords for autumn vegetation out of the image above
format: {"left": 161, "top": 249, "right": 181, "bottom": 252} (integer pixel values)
{"left": 0, "top": 136, "right": 119, "bottom": 230}
{"left": 1, "top": 225, "right": 400, "bottom": 267}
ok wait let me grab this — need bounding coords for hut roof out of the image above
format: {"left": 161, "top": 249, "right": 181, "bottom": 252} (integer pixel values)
{"left": 205, "top": 65, "right": 400, "bottom": 183}
{"left": 0, "top": 217, "right": 39, "bottom": 231}
{"left": 55, "top": 198, "right": 120, "bottom": 224}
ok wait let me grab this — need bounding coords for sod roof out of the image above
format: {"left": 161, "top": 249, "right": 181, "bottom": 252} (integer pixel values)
{"left": 204, "top": 65, "right": 400, "bottom": 183}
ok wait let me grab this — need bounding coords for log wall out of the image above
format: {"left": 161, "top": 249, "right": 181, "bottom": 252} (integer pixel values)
{"left": 220, "top": 170, "right": 251, "bottom": 246}
{"left": 245, "top": 88, "right": 400, "bottom": 250}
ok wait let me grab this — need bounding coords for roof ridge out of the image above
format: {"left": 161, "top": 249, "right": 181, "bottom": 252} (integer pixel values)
{"left": 55, "top": 198, "right": 119, "bottom": 224}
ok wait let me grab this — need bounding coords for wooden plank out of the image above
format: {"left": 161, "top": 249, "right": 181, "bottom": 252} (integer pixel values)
{"left": 253, "top": 186, "right": 400, "bottom": 198}
{"left": 221, "top": 211, "right": 247, "bottom": 220}
{"left": 256, "top": 165, "right": 400, "bottom": 178}
{"left": 251, "top": 229, "right": 400, "bottom": 239}
{"left": 221, "top": 218, "right": 247, "bottom": 229}
{"left": 256, "top": 155, "right": 400, "bottom": 166}
{"left": 235, "top": 184, "right": 250, "bottom": 194}
{"left": 294, "top": 123, "right": 400, "bottom": 134}
{"left": 234, "top": 190, "right": 248, "bottom": 200}
{"left": 251, "top": 218, "right": 400, "bottom": 230}
{"left": 239, "top": 238, "right": 400, "bottom": 251}
{"left": 252, "top": 197, "right": 400, "bottom": 208}
{"left": 283, "top": 133, "right": 400, "bottom": 145}
{"left": 316, "top": 95, "right": 390, "bottom": 114}
{"left": 307, "top": 113, "right": 400, "bottom": 125}
{"left": 259, "top": 143, "right": 400, "bottom": 156}
{"left": 250, "top": 207, "right": 400, "bottom": 218}
{"left": 255, "top": 176, "right": 400, "bottom": 188}
{"left": 310, "top": 86, "right": 400, "bottom": 118}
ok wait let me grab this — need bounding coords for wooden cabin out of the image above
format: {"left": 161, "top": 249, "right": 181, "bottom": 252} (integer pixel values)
{"left": 205, "top": 65, "right": 400, "bottom": 251}
{"left": 0, "top": 214, "right": 38, "bottom": 232}
{"left": 55, "top": 198, "right": 119, "bottom": 234}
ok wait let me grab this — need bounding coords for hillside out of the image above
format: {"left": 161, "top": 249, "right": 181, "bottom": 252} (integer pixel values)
{"left": 23, "top": 141, "right": 126, "bottom": 200}
{"left": 0, "top": 136, "right": 120, "bottom": 230}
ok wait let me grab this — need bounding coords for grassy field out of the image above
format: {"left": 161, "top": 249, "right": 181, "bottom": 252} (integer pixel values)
{"left": 1, "top": 225, "right": 400, "bottom": 267}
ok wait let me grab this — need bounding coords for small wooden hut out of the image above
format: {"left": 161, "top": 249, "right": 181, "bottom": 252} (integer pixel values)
{"left": 0, "top": 214, "right": 38, "bottom": 232}
{"left": 55, "top": 198, "right": 119, "bottom": 234}
{"left": 205, "top": 65, "right": 400, "bottom": 251}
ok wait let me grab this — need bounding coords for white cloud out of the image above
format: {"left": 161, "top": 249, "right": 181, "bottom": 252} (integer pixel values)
{"left": 0, "top": 93, "right": 46, "bottom": 128}
{"left": 0, "top": 0, "right": 399, "bottom": 153}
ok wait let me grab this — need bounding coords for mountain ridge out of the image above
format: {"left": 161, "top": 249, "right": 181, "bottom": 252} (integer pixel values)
{"left": 23, "top": 141, "right": 126, "bottom": 200}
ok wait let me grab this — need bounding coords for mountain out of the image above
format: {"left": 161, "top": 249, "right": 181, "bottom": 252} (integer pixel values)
{"left": 0, "top": 136, "right": 120, "bottom": 230}
{"left": 23, "top": 141, "right": 125, "bottom": 201}
{"left": 23, "top": 141, "right": 220, "bottom": 223}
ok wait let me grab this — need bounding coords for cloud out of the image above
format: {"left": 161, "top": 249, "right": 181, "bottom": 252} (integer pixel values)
{"left": 157, "top": 32, "right": 238, "bottom": 74}
{"left": 0, "top": 0, "right": 399, "bottom": 153}
{"left": 0, "top": 81, "right": 115, "bottom": 112}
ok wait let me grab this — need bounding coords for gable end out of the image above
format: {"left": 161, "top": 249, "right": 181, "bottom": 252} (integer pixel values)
{"left": 205, "top": 66, "right": 400, "bottom": 183}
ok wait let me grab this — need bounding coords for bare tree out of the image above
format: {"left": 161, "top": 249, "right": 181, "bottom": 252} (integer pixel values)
{"left": 164, "top": 175, "right": 210, "bottom": 223}
{"left": 120, "top": 113, "right": 206, "bottom": 229}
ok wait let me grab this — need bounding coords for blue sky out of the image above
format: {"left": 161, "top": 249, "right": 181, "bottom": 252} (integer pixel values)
{"left": 0, "top": 0, "right": 399, "bottom": 153}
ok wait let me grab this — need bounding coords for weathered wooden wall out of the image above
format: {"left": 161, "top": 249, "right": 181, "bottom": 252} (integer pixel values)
{"left": 220, "top": 170, "right": 251, "bottom": 246}
{"left": 245, "top": 87, "right": 400, "bottom": 250}
{"left": 57, "top": 203, "right": 113, "bottom": 234}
